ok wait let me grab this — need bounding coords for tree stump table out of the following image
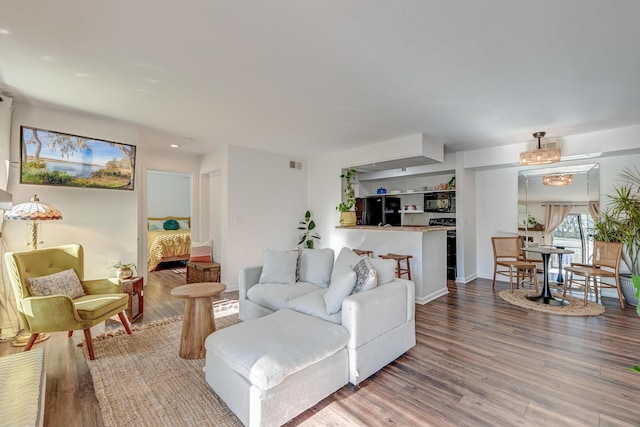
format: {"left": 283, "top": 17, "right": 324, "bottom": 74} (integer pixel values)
{"left": 170, "top": 282, "right": 226, "bottom": 359}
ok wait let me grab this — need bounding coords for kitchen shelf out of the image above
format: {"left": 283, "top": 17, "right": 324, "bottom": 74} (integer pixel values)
{"left": 372, "top": 189, "right": 456, "bottom": 196}
{"left": 399, "top": 210, "right": 426, "bottom": 213}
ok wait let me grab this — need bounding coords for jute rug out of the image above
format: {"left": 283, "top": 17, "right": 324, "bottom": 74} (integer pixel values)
{"left": 498, "top": 289, "right": 605, "bottom": 316}
{"left": 84, "top": 302, "right": 243, "bottom": 427}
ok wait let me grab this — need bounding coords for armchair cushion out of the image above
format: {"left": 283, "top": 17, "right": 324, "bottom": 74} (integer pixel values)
{"left": 74, "top": 294, "right": 130, "bottom": 320}
{"left": 26, "top": 268, "right": 85, "bottom": 299}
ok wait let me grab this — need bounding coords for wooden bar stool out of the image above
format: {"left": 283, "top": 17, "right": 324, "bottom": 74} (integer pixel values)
{"left": 352, "top": 249, "right": 373, "bottom": 257}
{"left": 379, "top": 253, "right": 413, "bottom": 280}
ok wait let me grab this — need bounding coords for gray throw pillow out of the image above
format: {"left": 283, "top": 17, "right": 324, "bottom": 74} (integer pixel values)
{"left": 26, "top": 268, "right": 86, "bottom": 299}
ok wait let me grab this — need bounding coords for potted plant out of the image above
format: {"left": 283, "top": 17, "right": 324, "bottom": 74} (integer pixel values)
{"left": 336, "top": 168, "right": 357, "bottom": 226}
{"left": 297, "top": 210, "right": 320, "bottom": 249}
{"left": 112, "top": 261, "right": 137, "bottom": 280}
{"left": 591, "top": 166, "right": 640, "bottom": 305}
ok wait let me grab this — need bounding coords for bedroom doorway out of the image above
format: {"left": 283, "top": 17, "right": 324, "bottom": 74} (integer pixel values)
{"left": 146, "top": 170, "right": 193, "bottom": 275}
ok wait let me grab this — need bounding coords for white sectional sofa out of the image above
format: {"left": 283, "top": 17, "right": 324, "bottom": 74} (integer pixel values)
{"left": 205, "top": 247, "right": 416, "bottom": 427}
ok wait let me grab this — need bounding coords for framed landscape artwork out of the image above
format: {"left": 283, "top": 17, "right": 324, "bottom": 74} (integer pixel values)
{"left": 20, "top": 126, "right": 136, "bottom": 191}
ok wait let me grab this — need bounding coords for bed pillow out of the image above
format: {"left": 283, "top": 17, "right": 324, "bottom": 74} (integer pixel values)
{"left": 258, "top": 249, "right": 299, "bottom": 284}
{"left": 148, "top": 220, "right": 165, "bottom": 231}
{"left": 163, "top": 219, "right": 179, "bottom": 230}
{"left": 26, "top": 269, "right": 86, "bottom": 299}
{"left": 189, "top": 239, "right": 213, "bottom": 263}
{"left": 177, "top": 219, "right": 190, "bottom": 230}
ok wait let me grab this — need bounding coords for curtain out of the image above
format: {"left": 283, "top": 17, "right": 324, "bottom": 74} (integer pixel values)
{"left": 588, "top": 202, "right": 600, "bottom": 222}
{"left": 543, "top": 204, "right": 572, "bottom": 244}
{"left": 0, "top": 95, "right": 20, "bottom": 338}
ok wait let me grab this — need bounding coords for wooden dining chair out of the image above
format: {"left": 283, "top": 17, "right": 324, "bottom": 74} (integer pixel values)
{"left": 563, "top": 241, "right": 624, "bottom": 308}
{"left": 491, "top": 237, "right": 539, "bottom": 293}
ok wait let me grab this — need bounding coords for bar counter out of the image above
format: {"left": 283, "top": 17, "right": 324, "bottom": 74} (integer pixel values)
{"left": 336, "top": 225, "right": 454, "bottom": 304}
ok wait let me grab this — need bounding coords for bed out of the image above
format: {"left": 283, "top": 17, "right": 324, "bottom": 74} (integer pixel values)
{"left": 147, "top": 216, "right": 191, "bottom": 271}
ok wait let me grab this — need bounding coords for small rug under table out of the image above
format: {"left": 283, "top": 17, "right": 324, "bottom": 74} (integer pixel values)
{"left": 84, "top": 307, "right": 243, "bottom": 427}
{"left": 498, "top": 289, "right": 605, "bottom": 316}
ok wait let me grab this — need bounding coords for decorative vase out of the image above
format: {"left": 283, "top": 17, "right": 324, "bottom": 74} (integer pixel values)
{"left": 116, "top": 267, "right": 134, "bottom": 280}
{"left": 620, "top": 275, "right": 638, "bottom": 306}
{"left": 339, "top": 211, "right": 356, "bottom": 226}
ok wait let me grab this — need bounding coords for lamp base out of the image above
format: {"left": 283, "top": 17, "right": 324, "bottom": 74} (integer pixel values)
{"left": 10, "top": 330, "right": 50, "bottom": 347}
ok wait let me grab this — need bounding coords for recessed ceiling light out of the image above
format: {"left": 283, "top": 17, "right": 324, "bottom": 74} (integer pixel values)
{"left": 41, "top": 55, "right": 56, "bottom": 62}
{"left": 0, "top": 29, "right": 10, "bottom": 35}
{"left": 170, "top": 144, "right": 179, "bottom": 148}
{"left": 145, "top": 78, "right": 160, "bottom": 83}
{"left": 74, "top": 72, "right": 89, "bottom": 77}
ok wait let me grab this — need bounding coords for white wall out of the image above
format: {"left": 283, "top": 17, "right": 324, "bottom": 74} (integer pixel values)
{"left": 147, "top": 170, "right": 191, "bottom": 218}
{"left": 201, "top": 144, "right": 228, "bottom": 283}
{"left": 4, "top": 104, "right": 139, "bottom": 278}
{"left": 223, "top": 145, "right": 307, "bottom": 289}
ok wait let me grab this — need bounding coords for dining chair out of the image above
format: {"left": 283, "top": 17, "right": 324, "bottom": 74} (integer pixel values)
{"left": 563, "top": 241, "right": 624, "bottom": 308}
{"left": 491, "top": 237, "right": 539, "bottom": 293}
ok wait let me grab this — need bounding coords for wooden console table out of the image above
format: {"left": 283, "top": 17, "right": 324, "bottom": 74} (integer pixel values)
{"left": 121, "top": 276, "right": 144, "bottom": 322}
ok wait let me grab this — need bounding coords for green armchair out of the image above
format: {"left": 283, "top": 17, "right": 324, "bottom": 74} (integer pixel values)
{"left": 4, "top": 243, "right": 132, "bottom": 360}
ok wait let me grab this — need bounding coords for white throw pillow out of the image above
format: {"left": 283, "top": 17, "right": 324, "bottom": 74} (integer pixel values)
{"left": 298, "top": 248, "right": 334, "bottom": 287}
{"left": 323, "top": 270, "right": 356, "bottom": 314}
{"left": 351, "top": 258, "right": 377, "bottom": 294}
{"left": 332, "top": 247, "right": 362, "bottom": 277}
{"left": 177, "top": 219, "right": 190, "bottom": 230}
{"left": 26, "top": 268, "right": 86, "bottom": 299}
{"left": 368, "top": 257, "right": 397, "bottom": 285}
{"left": 148, "top": 219, "right": 165, "bottom": 231}
{"left": 258, "top": 249, "right": 299, "bottom": 284}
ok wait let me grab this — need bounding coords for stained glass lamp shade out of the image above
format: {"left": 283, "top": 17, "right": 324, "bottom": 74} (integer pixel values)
{"left": 4, "top": 195, "right": 62, "bottom": 250}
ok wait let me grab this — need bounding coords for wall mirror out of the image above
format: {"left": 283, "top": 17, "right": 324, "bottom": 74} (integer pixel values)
{"left": 518, "top": 163, "right": 600, "bottom": 273}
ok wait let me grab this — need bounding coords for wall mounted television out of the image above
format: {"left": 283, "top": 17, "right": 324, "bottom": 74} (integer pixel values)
{"left": 20, "top": 126, "right": 136, "bottom": 191}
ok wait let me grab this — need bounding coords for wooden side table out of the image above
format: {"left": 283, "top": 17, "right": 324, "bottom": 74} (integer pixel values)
{"left": 170, "top": 282, "right": 226, "bottom": 359}
{"left": 121, "top": 276, "right": 144, "bottom": 323}
{"left": 186, "top": 261, "right": 220, "bottom": 283}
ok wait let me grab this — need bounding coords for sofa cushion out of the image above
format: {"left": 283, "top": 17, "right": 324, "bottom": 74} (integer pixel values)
{"left": 286, "top": 289, "right": 342, "bottom": 324}
{"left": 323, "top": 270, "right": 356, "bottom": 315}
{"left": 247, "top": 282, "right": 322, "bottom": 311}
{"left": 333, "top": 247, "right": 361, "bottom": 278}
{"left": 26, "top": 268, "right": 86, "bottom": 299}
{"left": 259, "top": 249, "right": 298, "bottom": 284}
{"left": 351, "top": 258, "right": 377, "bottom": 294}
{"left": 298, "top": 248, "right": 334, "bottom": 287}
{"left": 368, "top": 257, "right": 397, "bottom": 285}
{"left": 205, "top": 309, "right": 349, "bottom": 390}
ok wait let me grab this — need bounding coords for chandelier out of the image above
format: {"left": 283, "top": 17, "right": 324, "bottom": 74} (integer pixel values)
{"left": 519, "top": 131, "right": 561, "bottom": 166}
{"left": 543, "top": 174, "right": 573, "bottom": 186}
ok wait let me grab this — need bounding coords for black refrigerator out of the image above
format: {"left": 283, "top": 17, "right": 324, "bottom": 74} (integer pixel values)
{"left": 357, "top": 196, "right": 402, "bottom": 226}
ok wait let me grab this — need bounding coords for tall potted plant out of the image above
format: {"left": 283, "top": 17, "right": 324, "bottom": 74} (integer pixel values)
{"left": 592, "top": 166, "right": 640, "bottom": 305}
{"left": 297, "top": 210, "right": 320, "bottom": 249}
{"left": 336, "top": 168, "right": 357, "bottom": 226}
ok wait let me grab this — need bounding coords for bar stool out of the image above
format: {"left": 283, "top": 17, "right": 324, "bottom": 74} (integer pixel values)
{"left": 352, "top": 249, "right": 373, "bottom": 257}
{"left": 379, "top": 253, "right": 413, "bottom": 280}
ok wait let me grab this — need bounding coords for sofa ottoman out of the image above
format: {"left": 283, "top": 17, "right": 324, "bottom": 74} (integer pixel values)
{"left": 204, "top": 309, "right": 349, "bottom": 427}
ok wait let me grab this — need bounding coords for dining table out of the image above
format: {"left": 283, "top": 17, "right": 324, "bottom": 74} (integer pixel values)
{"left": 521, "top": 245, "right": 574, "bottom": 306}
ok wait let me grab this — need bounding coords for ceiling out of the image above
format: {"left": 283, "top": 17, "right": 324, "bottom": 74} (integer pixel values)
{"left": 2, "top": 1, "right": 640, "bottom": 159}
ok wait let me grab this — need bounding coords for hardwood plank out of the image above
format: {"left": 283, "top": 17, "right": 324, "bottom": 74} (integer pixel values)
{"left": 1, "top": 272, "right": 639, "bottom": 426}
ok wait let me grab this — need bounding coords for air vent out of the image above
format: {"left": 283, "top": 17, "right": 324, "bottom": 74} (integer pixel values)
{"left": 289, "top": 161, "right": 302, "bottom": 169}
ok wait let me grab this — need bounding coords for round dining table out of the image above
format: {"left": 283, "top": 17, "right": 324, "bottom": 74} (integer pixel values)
{"left": 521, "top": 245, "right": 574, "bottom": 306}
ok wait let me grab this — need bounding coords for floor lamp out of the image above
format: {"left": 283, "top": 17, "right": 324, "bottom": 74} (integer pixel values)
{"left": 4, "top": 194, "right": 63, "bottom": 346}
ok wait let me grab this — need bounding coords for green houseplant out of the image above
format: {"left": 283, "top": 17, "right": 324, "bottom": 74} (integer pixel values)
{"left": 591, "top": 166, "right": 640, "bottom": 305}
{"left": 336, "top": 168, "right": 357, "bottom": 226}
{"left": 297, "top": 210, "right": 320, "bottom": 249}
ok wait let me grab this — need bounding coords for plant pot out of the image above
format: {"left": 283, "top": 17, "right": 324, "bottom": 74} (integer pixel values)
{"left": 632, "top": 275, "right": 640, "bottom": 316}
{"left": 620, "top": 275, "right": 638, "bottom": 306}
{"left": 339, "top": 211, "right": 356, "bottom": 226}
{"left": 116, "top": 267, "right": 134, "bottom": 280}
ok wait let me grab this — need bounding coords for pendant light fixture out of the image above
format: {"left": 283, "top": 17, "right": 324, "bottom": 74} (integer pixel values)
{"left": 519, "top": 131, "right": 561, "bottom": 166}
{"left": 543, "top": 174, "right": 573, "bottom": 186}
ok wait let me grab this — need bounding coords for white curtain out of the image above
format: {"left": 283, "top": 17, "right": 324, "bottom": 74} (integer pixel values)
{"left": 588, "top": 202, "right": 600, "bottom": 222}
{"left": 543, "top": 204, "right": 572, "bottom": 243}
{"left": 0, "top": 95, "right": 19, "bottom": 339}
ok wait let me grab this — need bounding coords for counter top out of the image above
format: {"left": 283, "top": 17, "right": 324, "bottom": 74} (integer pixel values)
{"left": 336, "top": 225, "right": 455, "bottom": 232}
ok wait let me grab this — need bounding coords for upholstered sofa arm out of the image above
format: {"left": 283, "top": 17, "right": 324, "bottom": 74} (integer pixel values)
{"left": 21, "top": 295, "right": 80, "bottom": 331}
{"left": 83, "top": 278, "right": 122, "bottom": 295}
{"left": 239, "top": 265, "right": 263, "bottom": 300}
{"left": 341, "top": 279, "right": 415, "bottom": 349}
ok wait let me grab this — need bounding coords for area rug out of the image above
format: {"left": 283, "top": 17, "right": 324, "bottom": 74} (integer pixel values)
{"left": 498, "top": 290, "right": 605, "bottom": 316}
{"left": 84, "top": 304, "right": 242, "bottom": 427}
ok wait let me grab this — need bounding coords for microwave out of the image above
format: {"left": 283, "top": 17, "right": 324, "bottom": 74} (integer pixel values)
{"left": 424, "top": 192, "right": 455, "bottom": 213}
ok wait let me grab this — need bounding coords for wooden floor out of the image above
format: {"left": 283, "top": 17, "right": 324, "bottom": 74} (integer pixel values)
{"left": 2, "top": 271, "right": 640, "bottom": 426}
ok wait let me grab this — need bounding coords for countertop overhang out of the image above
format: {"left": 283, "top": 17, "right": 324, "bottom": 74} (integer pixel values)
{"left": 336, "top": 225, "right": 455, "bottom": 232}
